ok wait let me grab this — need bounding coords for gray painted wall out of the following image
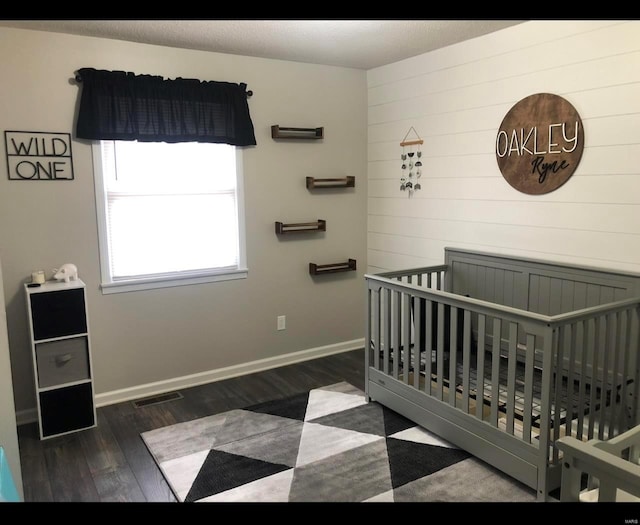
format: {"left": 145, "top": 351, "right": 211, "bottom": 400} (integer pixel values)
{"left": 0, "top": 27, "right": 368, "bottom": 414}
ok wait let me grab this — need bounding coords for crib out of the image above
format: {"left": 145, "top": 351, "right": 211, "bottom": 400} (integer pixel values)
{"left": 364, "top": 248, "right": 640, "bottom": 502}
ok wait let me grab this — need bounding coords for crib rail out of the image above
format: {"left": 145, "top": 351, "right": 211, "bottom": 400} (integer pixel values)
{"left": 548, "top": 298, "right": 640, "bottom": 461}
{"left": 365, "top": 267, "right": 640, "bottom": 483}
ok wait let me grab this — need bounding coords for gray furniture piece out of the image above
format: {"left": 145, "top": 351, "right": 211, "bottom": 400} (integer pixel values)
{"left": 557, "top": 425, "right": 640, "bottom": 502}
{"left": 364, "top": 247, "right": 640, "bottom": 501}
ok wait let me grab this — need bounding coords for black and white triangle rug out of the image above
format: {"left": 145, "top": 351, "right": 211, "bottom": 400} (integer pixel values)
{"left": 141, "top": 382, "right": 536, "bottom": 502}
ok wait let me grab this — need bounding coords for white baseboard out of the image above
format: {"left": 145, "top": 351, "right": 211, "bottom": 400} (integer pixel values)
{"left": 96, "top": 338, "right": 364, "bottom": 407}
{"left": 16, "top": 338, "right": 364, "bottom": 426}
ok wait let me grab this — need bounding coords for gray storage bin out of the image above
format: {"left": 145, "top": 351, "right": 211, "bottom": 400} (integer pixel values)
{"left": 36, "top": 337, "right": 90, "bottom": 388}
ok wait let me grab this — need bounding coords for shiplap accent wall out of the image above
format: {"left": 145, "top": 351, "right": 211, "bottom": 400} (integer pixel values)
{"left": 367, "top": 20, "right": 640, "bottom": 275}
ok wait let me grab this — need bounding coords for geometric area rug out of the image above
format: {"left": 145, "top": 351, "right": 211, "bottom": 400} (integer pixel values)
{"left": 141, "top": 382, "right": 537, "bottom": 502}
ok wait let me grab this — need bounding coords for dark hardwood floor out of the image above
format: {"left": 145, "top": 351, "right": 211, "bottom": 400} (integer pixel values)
{"left": 18, "top": 349, "right": 365, "bottom": 503}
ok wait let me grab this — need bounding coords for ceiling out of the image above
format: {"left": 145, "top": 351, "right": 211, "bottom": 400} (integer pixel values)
{"left": 0, "top": 19, "right": 527, "bottom": 70}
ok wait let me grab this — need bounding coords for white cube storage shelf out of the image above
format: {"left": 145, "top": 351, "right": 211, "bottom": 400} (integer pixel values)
{"left": 25, "top": 279, "right": 96, "bottom": 439}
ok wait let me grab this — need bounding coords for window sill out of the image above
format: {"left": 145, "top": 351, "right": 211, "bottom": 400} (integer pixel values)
{"left": 100, "top": 268, "right": 248, "bottom": 294}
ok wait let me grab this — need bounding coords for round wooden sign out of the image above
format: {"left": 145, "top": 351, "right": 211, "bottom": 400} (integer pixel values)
{"left": 495, "top": 93, "right": 584, "bottom": 195}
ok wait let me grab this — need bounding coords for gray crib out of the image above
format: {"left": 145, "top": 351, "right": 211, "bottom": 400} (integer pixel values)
{"left": 364, "top": 248, "right": 640, "bottom": 501}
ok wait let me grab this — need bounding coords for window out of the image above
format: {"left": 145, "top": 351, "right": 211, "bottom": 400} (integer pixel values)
{"left": 93, "top": 140, "right": 247, "bottom": 294}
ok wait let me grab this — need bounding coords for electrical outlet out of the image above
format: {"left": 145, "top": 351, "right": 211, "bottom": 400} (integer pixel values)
{"left": 277, "top": 315, "right": 286, "bottom": 331}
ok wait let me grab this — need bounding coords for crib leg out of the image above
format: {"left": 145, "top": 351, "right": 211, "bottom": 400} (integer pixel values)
{"left": 537, "top": 488, "right": 548, "bottom": 502}
{"left": 536, "top": 469, "right": 552, "bottom": 502}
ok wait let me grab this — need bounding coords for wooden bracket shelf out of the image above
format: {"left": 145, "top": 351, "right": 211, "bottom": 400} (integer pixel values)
{"left": 275, "top": 220, "right": 326, "bottom": 234}
{"left": 306, "top": 176, "right": 355, "bottom": 189}
{"left": 271, "top": 125, "right": 324, "bottom": 140}
{"left": 309, "top": 259, "right": 356, "bottom": 275}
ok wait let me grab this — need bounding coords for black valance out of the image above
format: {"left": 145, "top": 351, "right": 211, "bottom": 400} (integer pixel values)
{"left": 75, "top": 68, "right": 256, "bottom": 146}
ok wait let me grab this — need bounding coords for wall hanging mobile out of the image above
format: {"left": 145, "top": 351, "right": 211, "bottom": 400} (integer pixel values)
{"left": 399, "top": 126, "right": 423, "bottom": 197}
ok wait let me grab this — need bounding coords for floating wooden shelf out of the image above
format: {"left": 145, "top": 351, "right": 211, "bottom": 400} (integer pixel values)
{"left": 309, "top": 259, "right": 357, "bottom": 275}
{"left": 306, "top": 176, "right": 355, "bottom": 189}
{"left": 271, "top": 125, "right": 324, "bottom": 140}
{"left": 275, "top": 220, "right": 326, "bottom": 234}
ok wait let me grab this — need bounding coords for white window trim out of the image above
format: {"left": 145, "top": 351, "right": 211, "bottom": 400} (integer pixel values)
{"left": 91, "top": 142, "right": 248, "bottom": 294}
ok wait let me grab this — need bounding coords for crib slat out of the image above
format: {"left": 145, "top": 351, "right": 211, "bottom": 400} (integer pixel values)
{"left": 413, "top": 297, "right": 421, "bottom": 390}
{"left": 367, "top": 288, "right": 373, "bottom": 371}
{"left": 576, "top": 319, "right": 595, "bottom": 439}
{"left": 461, "top": 310, "right": 472, "bottom": 414}
{"left": 490, "top": 318, "right": 502, "bottom": 426}
{"left": 373, "top": 289, "right": 381, "bottom": 371}
{"left": 609, "top": 312, "right": 627, "bottom": 438}
{"left": 402, "top": 293, "right": 411, "bottom": 385}
{"left": 588, "top": 317, "right": 601, "bottom": 438}
{"left": 475, "top": 314, "right": 486, "bottom": 420}
{"left": 393, "top": 291, "right": 401, "bottom": 380}
{"left": 600, "top": 314, "right": 613, "bottom": 438}
{"left": 600, "top": 312, "right": 619, "bottom": 437}
{"left": 619, "top": 310, "right": 631, "bottom": 433}
{"left": 505, "top": 322, "right": 518, "bottom": 434}
{"left": 383, "top": 289, "right": 391, "bottom": 376}
{"left": 424, "top": 300, "right": 433, "bottom": 395}
{"left": 436, "top": 303, "right": 445, "bottom": 401}
{"left": 599, "top": 313, "right": 615, "bottom": 439}
{"left": 576, "top": 320, "right": 587, "bottom": 441}
{"left": 523, "top": 333, "right": 535, "bottom": 443}
{"left": 565, "top": 323, "right": 577, "bottom": 440}
{"left": 449, "top": 306, "right": 459, "bottom": 409}
{"left": 583, "top": 318, "right": 595, "bottom": 438}
{"left": 562, "top": 323, "right": 575, "bottom": 435}
{"left": 552, "top": 325, "right": 566, "bottom": 463}
{"left": 589, "top": 316, "right": 606, "bottom": 439}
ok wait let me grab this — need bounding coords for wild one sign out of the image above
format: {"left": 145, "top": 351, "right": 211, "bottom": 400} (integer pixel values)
{"left": 495, "top": 93, "right": 583, "bottom": 195}
{"left": 4, "top": 131, "right": 74, "bottom": 181}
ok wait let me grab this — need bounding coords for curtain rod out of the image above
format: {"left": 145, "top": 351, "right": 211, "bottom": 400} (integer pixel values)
{"left": 73, "top": 72, "right": 253, "bottom": 97}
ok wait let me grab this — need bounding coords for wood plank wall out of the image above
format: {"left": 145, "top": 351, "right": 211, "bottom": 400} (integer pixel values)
{"left": 367, "top": 20, "right": 640, "bottom": 275}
